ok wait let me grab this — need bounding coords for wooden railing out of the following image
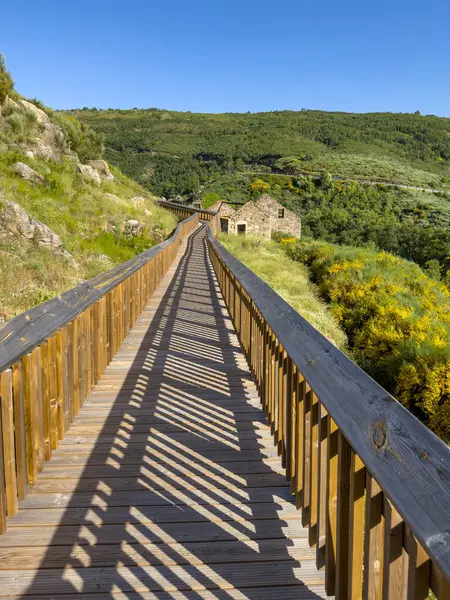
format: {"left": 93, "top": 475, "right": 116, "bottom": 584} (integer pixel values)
{"left": 0, "top": 212, "right": 198, "bottom": 533}
{"left": 157, "top": 199, "right": 217, "bottom": 221}
{"left": 205, "top": 216, "right": 450, "bottom": 599}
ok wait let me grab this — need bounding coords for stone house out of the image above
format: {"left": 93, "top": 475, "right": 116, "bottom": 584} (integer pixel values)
{"left": 255, "top": 194, "right": 301, "bottom": 238}
{"left": 210, "top": 196, "right": 301, "bottom": 239}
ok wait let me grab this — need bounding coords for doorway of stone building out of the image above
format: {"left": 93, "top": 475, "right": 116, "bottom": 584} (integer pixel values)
{"left": 220, "top": 218, "right": 229, "bottom": 233}
{"left": 237, "top": 223, "right": 246, "bottom": 235}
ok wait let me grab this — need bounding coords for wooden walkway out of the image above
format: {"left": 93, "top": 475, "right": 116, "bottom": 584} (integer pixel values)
{"left": 0, "top": 227, "right": 330, "bottom": 599}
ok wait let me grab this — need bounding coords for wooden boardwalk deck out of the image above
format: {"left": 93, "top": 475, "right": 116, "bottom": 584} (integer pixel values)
{"left": 0, "top": 227, "right": 330, "bottom": 599}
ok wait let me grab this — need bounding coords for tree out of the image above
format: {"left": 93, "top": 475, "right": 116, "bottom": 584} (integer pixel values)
{"left": 0, "top": 54, "right": 14, "bottom": 104}
{"left": 319, "top": 171, "right": 333, "bottom": 190}
{"left": 250, "top": 179, "right": 270, "bottom": 195}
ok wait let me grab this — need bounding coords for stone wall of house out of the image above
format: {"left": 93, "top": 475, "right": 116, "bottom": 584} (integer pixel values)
{"left": 256, "top": 194, "right": 301, "bottom": 238}
{"left": 228, "top": 202, "right": 271, "bottom": 239}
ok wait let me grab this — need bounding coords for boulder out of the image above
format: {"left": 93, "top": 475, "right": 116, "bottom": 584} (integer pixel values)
{"left": 18, "top": 99, "right": 50, "bottom": 126}
{"left": 19, "top": 99, "right": 66, "bottom": 159}
{"left": 87, "top": 159, "right": 114, "bottom": 181}
{"left": 124, "top": 219, "right": 144, "bottom": 237}
{"left": 33, "top": 139, "right": 58, "bottom": 161}
{"left": 0, "top": 199, "right": 75, "bottom": 264}
{"left": 13, "top": 162, "right": 45, "bottom": 184}
{"left": 77, "top": 163, "right": 101, "bottom": 185}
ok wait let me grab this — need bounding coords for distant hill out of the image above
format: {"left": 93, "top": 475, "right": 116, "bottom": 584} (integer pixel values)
{"left": 68, "top": 108, "right": 450, "bottom": 198}
{"left": 68, "top": 107, "right": 450, "bottom": 272}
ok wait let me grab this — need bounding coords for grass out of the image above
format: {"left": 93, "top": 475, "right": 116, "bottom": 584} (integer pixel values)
{"left": 217, "top": 233, "right": 346, "bottom": 348}
{"left": 0, "top": 96, "right": 176, "bottom": 322}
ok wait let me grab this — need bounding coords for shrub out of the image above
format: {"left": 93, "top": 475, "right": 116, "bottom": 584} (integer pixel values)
{"left": 53, "top": 113, "right": 104, "bottom": 161}
{"left": 202, "top": 192, "right": 221, "bottom": 209}
{"left": 285, "top": 239, "right": 450, "bottom": 441}
{"left": 218, "top": 234, "right": 346, "bottom": 348}
{"left": 0, "top": 54, "right": 14, "bottom": 104}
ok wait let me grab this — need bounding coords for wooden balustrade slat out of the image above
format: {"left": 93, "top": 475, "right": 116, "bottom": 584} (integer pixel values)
{"left": 349, "top": 451, "right": 366, "bottom": 599}
{"left": 403, "top": 526, "right": 431, "bottom": 600}
{"left": 302, "top": 383, "right": 312, "bottom": 527}
{"left": 364, "top": 475, "right": 385, "bottom": 600}
{"left": 0, "top": 397, "right": 6, "bottom": 534}
{"left": 277, "top": 347, "right": 285, "bottom": 460}
{"left": 325, "top": 416, "right": 338, "bottom": 595}
{"left": 294, "top": 373, "right": 305, "bottom": 509}
{"left": 12, "top": 362, "right": 27, "bottom": 499}
{"left": 55, "top": 330, "right": 65, "bottom": 440}
{"left": 0, "top": 369, "right": 18, "bottom": 516}
{"left": 31, "top": 347, "right": 44, "bottom": 473}
{"left": 48, "top": 337, "right": 58, "bottom": 449}
{"left": 335, "top": 431, "right": 351, "bottom": 598}
{"left": 383, "top": 499, "right": 407, "bottom": 600}
{"left": 40, "top": 341, "right": 51, "bottom": 461}
{"left": 67, "top": 322, "right": 74, "bottom": 422}
{"left": 285, "top": 358, "right": 293, "bottom": 482}
{"left": 290, "top": 364, "right": 297, "bottom": 492}
{"left": 60, "top": 327, "right": 70, "bottom": 432}
{"left": 309, "top": 391, "right": 320, "bottom": 548}
{"left": 316, "top": 403, "right": 328, "bottom": 570}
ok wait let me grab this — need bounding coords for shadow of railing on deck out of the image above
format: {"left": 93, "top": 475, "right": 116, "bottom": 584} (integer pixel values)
{"left": 14, "top": 227, "right": 326, "bottom": 598}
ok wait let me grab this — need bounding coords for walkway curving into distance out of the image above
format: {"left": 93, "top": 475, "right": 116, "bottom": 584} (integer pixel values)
{"left": 0, "top": 226, "right": 330, "bottom": 599}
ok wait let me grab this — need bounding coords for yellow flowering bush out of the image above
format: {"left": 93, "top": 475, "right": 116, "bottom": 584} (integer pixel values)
{"left": 286, "top": 239, "right": 450, "bottom": 441}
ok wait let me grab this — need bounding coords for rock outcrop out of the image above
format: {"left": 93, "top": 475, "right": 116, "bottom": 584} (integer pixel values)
{"left": 87, "top": 159, "right": 114, "bottom": 181}
{"left": 18, "top": 99, "right": 66, "bottom": 160}
{"left": 13, "top": 162, "right": 45, "bottom": 184}
{"left": 77, "top": 163, "right": 101, "bottom": 185}
{"left": 124, "top": 219, "right": 145, "bottom": 237}
{"left": 0, "top": 198, "right": 74, "bottom": 263}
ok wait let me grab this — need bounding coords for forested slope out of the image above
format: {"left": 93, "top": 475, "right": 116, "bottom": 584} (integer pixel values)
{"left": 69, "top": 107, "right": 450, "bottom": 195}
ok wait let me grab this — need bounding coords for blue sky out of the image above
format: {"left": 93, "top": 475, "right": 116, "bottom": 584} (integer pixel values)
{"left": 1, "top": 0, "right": 449, "bottom": 115}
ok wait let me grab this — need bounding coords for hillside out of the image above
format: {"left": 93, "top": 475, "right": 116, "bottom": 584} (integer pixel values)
{"left": 68, "top": 107, "right": 450, "bottom": 271}
{"left": 68, "top": 107, "right": 450, "bottom": 198}
{"left": 0, "top": 58, "right": 176, "bottom": 322}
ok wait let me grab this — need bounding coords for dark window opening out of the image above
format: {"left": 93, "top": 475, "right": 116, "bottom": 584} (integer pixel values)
{"left": 278, "top": 208, "right": 285, "bottom": 218}
{"left": 237, "top": 224, "right": 246, "bottom": 235}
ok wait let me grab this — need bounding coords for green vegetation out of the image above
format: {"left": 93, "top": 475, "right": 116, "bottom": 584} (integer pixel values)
{"left": 282, "top": 237, "right": 450, "bottom": 442}
{"left": 0, "top": 54, "right": 13, "bottom": 104}
{"left": 279, "top": 175, "right": 450, "bottom": 269}
{"left": 53, "top": 112, "right": 104, "bottom": 162}
{"left": 0, "top": 56, "right": 176, "bottom": 322}
{"left": 69, "top": 107, "right": 450, "bottom": 196}
{"left": 217, "top": 234, "right": 346, "bottom": 349}
{"left": 69, "top": 106, "right": 450, "bottom": 271}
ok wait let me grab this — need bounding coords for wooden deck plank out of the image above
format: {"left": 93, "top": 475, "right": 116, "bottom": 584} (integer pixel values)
{"left": 0, "top": 588, "right": 332, "bottom": 600}
{"left": 0, "top": 563, "right": 325, "bottom": 595}
{"left": 0, "top": 537, "right": 316, "bottom": 569}
{"left": 2, "top": 226, "right": 328, "bottom": 598}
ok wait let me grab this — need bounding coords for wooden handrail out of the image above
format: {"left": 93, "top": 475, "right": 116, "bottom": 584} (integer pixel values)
{"left": 0, "top": 212, "right": 198, "bottom": 532}
{"left": 156, "top": 199, "right": 217, "bottom": 221}
{"left": 205, "top": 215, "right": 450, "bottom": 599}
